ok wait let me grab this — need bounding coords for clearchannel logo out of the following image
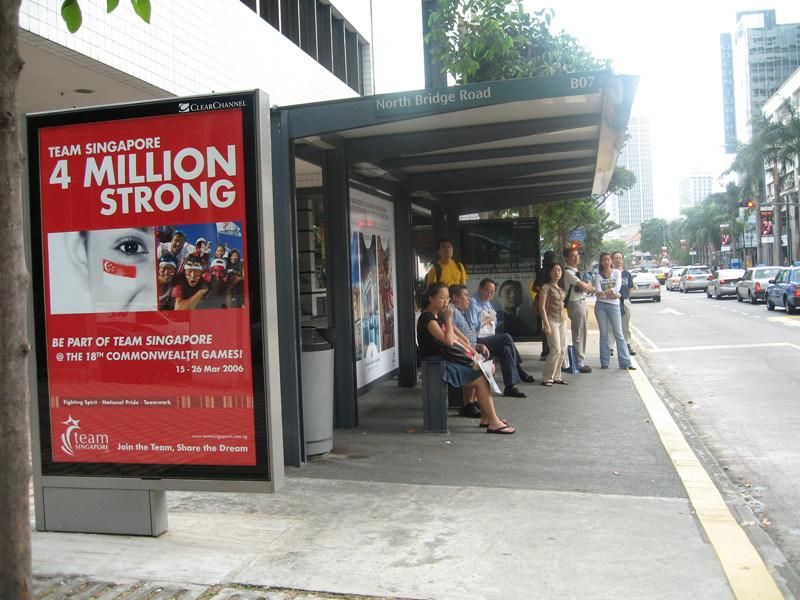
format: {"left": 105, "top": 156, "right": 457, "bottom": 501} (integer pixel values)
{"left": 60, "top": 415, "right": 109, "bottom": 456}
{"left": 178, "top": 99, "right": 247, "bottom": 113}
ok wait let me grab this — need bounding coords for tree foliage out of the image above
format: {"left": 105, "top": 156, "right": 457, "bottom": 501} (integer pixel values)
{"left": 426, "top": 0, "right": 609, "bottom": 84}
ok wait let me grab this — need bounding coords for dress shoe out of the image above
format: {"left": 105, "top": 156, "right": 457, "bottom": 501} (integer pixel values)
{"left": 503, "top": 386, "right": 527, "bottom": 398}
{"left": 628, "top": 344, "right": 637, "bottom": 356}
{"left": 561, "top": 367, "right": 571, "bottom": 374}
{"left": 459, "top": 403, "right": 482, "bottom": 418}
{"left": 578, "top": 365, "right": 592, "bottom": 374}
{"left": 519, "top": 372, "right": 535, "bottom": 384}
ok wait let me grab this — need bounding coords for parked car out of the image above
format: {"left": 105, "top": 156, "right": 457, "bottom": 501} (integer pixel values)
{"left": 666, "top": 266, "right": 686, "bottom": 291}
{"left": 735, "top": 266, "right": 782, "bottom": 304}
{"left": 679, "top": 265, "right": 712, "bottom": 293}
{"left": 629, "top": 272, "right": 661, "bottom": 302}
{"left": 765, "top": 266, "right": 800, "bottom": 314}
{"left": 706, "top": 268, "right": 745, "bottom": 299}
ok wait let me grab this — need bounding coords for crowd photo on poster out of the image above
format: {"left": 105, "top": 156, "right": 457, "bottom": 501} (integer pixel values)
{"left": 48, "top": 221, "right": 247, "bottom": 315}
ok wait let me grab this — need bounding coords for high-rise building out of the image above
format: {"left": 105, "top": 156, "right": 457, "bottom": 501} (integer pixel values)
{"left": 722, "top": 9, "right": 800, "bottom": 144}
{"left": 679, "top": 174, "right": 714, "bottom": 211}
{"left": 609, "top": 115, "right": 654, "bottom": 226}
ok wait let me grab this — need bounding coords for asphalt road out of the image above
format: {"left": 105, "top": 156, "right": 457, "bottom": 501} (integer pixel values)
{"left": 631, "top": 284, "right": 800, "bottom": 586}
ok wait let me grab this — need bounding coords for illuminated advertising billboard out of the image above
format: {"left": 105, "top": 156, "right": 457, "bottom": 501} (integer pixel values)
{"left": 27, "top": 93, "right": 272, "bottom": 482}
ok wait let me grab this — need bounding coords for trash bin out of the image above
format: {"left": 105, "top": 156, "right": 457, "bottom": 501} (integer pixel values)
{"left": 301, "top": 326, "right": 334, "bottom": 456}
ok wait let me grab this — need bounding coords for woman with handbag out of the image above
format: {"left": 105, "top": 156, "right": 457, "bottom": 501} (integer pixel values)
{"left": 538, "top": 261, "right": 569, "bottom": 386}
{"left": 417, "top": 283, "right": 515, "bottom": 434}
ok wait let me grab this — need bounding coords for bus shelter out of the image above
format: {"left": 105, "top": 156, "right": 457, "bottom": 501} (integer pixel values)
{"left": 271, "top": 72, "right": 637, "bottom": 466}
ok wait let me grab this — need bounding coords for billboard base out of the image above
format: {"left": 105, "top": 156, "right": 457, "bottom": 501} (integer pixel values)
{"left": 40, "top": 487, "right": 167, "bottom": 536}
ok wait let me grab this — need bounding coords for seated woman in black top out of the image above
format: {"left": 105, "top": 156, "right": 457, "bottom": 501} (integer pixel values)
{"left": 417, "top": 282, "right": 515, "bottom": 434}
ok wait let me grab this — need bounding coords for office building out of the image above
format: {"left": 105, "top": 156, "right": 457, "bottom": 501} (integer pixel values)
{"left": 722, "top": 9, "right": 800, "bottom": 144}
{"left": 609, "top": 115, "right": 654, "bottom": 226}
{"left": 679, "top": 174, "right": 713, "bottom": 211}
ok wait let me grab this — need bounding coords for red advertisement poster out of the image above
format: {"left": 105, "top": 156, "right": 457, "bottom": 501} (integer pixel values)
{"left": 35, "top": 105, "right": 260, "bottom": 468}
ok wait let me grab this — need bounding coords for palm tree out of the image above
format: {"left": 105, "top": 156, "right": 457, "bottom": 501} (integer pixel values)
{"left": 728, "top": 116, "right": 785, "bottom": 265}
{"left": 775, "top": 100, "right": 800, "bottom": 263}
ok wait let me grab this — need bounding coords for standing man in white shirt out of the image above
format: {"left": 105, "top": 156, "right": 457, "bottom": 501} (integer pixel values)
{"left": 562, "top": 246, "right": 595, "bottom": 373}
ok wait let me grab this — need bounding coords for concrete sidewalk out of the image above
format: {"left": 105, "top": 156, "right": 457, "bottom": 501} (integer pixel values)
{"left": 31, "top": 336, "right": 790, "bottom": 599}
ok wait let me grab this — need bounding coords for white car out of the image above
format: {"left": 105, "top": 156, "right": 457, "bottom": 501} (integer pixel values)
{"left": 629, "top": 272, "right": 661, "bottom": 302}
{"left": 706, "top": 269, "right": 745, "bottom": 299}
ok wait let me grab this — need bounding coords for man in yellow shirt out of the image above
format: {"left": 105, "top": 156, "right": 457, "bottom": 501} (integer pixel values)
{"left": 425, "top": 239, "right": 468, "bottom": 287}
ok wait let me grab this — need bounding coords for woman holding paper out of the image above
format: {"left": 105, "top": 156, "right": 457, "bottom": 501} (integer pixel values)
{"left": 416, "top": 282, "right": 515, "bottom": 434}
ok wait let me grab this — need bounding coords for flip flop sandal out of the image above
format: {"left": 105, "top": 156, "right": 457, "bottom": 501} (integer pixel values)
{"left": 541, "top": 381, "right": 553, "bottom": 387}
{"left": 486, "top": 424, "right": 515, "bottom": 434}
{"left": 479, "top": 418, "right": 508, "bottom": 428}
{"left": 555, "top": 380, "right": 569, "bottom": 385}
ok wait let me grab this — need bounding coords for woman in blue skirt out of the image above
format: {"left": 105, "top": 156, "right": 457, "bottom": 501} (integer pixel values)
{"left": 417, "top": 283, "right": 515, "bottom": 434}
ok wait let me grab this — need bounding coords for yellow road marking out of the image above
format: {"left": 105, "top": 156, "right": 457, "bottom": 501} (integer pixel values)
{"left": 628, "top": 364, "right": 784, "bottom": 599}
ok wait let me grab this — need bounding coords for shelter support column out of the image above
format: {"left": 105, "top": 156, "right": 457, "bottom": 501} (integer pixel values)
{"left": 395, "top": 185, "right": 416, "bottom": 387}
{"left": 324, "top": 148, "right": 358, "bottom": 428}
{"left": 271, "top": 111, "right": 304, "bottom": 466}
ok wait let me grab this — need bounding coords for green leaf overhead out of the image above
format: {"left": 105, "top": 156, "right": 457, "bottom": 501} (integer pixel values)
{"left": 107, "top": 0, "right": 120, "bottom": 12}
{"left": 61, "top": 0, "right": 83, "bottom": 33}
{"left": 131, "top": 0, "right": 151, "bottom": 23}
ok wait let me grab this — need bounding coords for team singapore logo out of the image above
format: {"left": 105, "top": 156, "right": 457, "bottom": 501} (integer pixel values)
{"left": 60, "top": 415, "right": 110, "bottom": 456}
{"left": 178, "top": 100, "right": 246, "bottom": 113}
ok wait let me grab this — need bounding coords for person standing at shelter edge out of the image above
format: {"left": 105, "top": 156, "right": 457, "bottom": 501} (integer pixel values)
{"left": 593, "top": 252, "right": 635, "bottom": 370}
{"left": 538, "top": 261, "right": 569, "bottom": 386}
{"left": 609, "top": 251, "right": 636, "bottom": 357}
{"left": 424, "top": 238, "right": 468, "bottom": 287}
{"left": 562, "top": 246, "right": 595, "bottom": 373}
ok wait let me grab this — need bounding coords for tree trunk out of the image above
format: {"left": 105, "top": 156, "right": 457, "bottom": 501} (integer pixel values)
{"left": 0, "top": 1, "right": 32, "bottom": 599}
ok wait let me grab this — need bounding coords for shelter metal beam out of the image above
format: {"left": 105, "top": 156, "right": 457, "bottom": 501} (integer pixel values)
{"left": 378, "top": 139, "right": 597, "bottom": 170}
{"left": 440, "top": 187, "right": 585, "bottom": 214}
{"left": 408, "top": 158, "right": 596, "bottom": 192}
{"left": 347, "top": 114, "right": 600, "bottom": 164}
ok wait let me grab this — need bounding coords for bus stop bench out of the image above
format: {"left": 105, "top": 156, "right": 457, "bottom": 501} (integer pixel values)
{"left": 420, "top": 358, "right": 462, "bottom": 433}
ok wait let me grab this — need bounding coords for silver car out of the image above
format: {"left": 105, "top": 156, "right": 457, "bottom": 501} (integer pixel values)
{"left": 706, "top": 269, "right": 745, "bottom": 299}
{"left": 666, "top": 266, "right": 686, "bottom": 291}
{"left": 679, "top": 265, "right": 712, "bottom": 292}
{"left": 735, "top": 266, "right": 782, "bottom": 304}
{"left": 629, "top": 272, "right": 661, "bottom": 302}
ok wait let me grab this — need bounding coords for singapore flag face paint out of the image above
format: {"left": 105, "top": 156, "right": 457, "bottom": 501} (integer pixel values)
{"left": 102, "top": 258, "right": 137, "bottom": 289}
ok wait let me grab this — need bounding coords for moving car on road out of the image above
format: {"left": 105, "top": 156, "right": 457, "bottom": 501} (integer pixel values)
{"left": 765, "top": 266, "right": 800, "bottom": 314}
{"left": 630, "top": 272, "right": 661, "bottom": 302}
{"left": 706, "top": 268, "right": 745, "bottom": 299}
{"left": 735, "top": 266, "right": 781, "bottom": 304}
{"left": 666, "top": 266, "right": 686, "bottom": 291}
{"left": 679, "top": 265, "right": 712, "bottom": 293}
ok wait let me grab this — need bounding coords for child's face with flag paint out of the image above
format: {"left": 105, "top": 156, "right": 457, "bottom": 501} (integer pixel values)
{"left": 84, "top": 227, "right": 156, "bottom": 311}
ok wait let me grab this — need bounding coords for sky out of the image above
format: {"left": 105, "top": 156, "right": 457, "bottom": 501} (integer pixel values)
{"left": 370, "top": 1, "right": 800, "bottom": 221}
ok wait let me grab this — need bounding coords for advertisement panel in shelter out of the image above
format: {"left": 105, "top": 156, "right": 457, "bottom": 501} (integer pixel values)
{"left": 460, "top": 219, "right": 540, "bottom": 341}
{"left": 28, "top": 95, "right": 269, "bottom": 480}
{"left": 349, "top": 189, "right": 398, "bottom": 388}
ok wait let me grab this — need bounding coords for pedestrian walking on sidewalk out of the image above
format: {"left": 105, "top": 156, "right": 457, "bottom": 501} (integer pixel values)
{"left": 538, "top": 261, "right": 569, "bottom": 386}
{"left": 593, "top": 253, "right": 635, "bottom": 370}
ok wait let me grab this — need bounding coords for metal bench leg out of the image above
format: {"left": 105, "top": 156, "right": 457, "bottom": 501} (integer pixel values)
{"left": 422, "top": 361, "right": 448, "bottom": 433}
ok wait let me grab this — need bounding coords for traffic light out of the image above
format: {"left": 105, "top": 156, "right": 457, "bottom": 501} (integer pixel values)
{"left": 739, "top": 198, "right": 755, "bottom": 209}
{"left": 570, "top": 241, "right": 580, "bottom": 250}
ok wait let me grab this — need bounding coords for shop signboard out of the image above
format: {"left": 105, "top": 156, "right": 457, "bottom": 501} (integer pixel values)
{"left": 27, "top": 92, "right": 277, "bottom": 487}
